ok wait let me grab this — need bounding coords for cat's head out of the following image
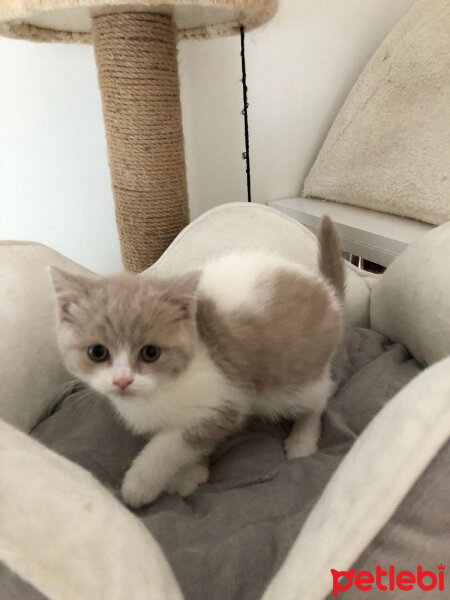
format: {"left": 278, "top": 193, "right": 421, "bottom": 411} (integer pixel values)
{"left": 48, "top": 267, "right": 201, "bottom": 399}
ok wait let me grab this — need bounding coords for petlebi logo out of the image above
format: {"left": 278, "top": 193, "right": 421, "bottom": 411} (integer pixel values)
{"left": 331, "top": 564, "right": 446, "bottom": 596}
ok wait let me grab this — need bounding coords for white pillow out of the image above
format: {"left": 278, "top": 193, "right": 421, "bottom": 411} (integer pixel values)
{"left": 0, "top": 242, "right": 92, "bottom": 431}
{"left": 303, "top": 0, "right": 450, "bottom": 225}
{"left": 0, "top": 419, "right": 183, "bottom": 600}
{"left": 371, "top": 222, "right": 450, "bottom": 366}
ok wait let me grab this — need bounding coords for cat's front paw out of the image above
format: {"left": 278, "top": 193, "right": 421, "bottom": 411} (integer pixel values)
{"left": 166, "top": 463, "right": 209, "bottom": 497}
{"left": 121, "top": 466, "right": 163, "bottom": 509}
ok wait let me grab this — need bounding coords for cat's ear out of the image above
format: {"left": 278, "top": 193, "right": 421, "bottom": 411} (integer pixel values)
{"left": 162, "top": 271, "right": 202, "bottom": 319}
{"left": 47, "top": 266, "right": 94, "bottom": 323}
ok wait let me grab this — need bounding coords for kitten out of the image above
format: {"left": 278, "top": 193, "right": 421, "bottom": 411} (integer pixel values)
{"left": 49, "top": 216, "right": 344, "bottom": 508}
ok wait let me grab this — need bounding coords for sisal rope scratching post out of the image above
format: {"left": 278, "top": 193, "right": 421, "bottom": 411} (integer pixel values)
{"left": 92, "top": 12, "right": 189, "bottom": 272}
{"left": 0, "top": 1, "right": 278, "bottom": 272}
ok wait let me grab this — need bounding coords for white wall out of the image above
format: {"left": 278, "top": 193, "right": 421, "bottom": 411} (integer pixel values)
{"left": 0, "top": 0, "right": 415, "bottom": 274}
{"left": 0, "top": 40, "right": 120, "bottom": 273}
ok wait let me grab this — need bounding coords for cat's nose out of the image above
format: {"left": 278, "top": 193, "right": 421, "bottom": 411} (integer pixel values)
{"left": 113, "top": 376, "right": 134, "bottom": 391}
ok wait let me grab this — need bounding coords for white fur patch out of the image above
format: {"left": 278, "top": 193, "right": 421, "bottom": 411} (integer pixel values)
{"left": 199, "top": 252, "right": 280, "bottom": 312}
{"left": 109, "top": 345, "right": 241, "bottom": 435}
{"left": 198, "top": 251, "right": 324, "bottom": 314}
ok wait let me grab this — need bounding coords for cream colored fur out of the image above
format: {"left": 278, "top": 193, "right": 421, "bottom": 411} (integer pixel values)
{"left": 303, "top": 0, "right": 450, "bottom": 226}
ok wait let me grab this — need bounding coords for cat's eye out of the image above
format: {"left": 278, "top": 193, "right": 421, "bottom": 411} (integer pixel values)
{"left": 87, "top": 345, "right": 110, "bottom": 362}
{"left": 140, "top": 345, "right": 161, "bottom": 363}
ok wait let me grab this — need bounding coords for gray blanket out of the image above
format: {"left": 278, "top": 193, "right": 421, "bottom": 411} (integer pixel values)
{"left": 6, "top": 328, "right": 447, "bottom": 600}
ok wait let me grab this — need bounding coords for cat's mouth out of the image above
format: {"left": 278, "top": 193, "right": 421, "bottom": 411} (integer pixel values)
{"left": 110, "top": 388, "right": 136, "bottom": 398}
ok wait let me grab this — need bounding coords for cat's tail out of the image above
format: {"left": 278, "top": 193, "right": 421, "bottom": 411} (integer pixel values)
{"left": 318, "top": 215, "right": 345, "bottom": 300}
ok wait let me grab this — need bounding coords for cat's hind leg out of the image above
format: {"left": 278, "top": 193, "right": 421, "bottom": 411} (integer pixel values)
{"left": 284, "top": 373, "right": 333, "bottom": 459}
{"left": 285, "top": 407, "right": 324, "bottom": 458}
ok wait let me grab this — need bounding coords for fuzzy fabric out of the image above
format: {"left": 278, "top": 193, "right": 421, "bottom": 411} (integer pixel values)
{"left": 0, "top": 0, "right": 278, "bottom": 42}
{"left": 303, "top": 0, "right": 450, "bottom": 226}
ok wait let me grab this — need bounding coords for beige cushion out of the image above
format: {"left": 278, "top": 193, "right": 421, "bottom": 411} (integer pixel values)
{"left": 303, "top": 0, "right": 450, "bottom": 226}
{"left": 371, "top": 222, "right": 450, "bottom": 367}
{"left": 0, "top": 419, "right": 184, "bottom": 600}
{"left": 0, "top": 242, "right": 93, "bottom": 432}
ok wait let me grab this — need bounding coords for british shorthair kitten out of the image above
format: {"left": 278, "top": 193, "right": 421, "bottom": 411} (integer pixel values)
{"left": 49, "top": 216, "right": 345, "bottom": 508}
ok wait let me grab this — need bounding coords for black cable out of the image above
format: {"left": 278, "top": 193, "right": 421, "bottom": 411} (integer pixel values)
{"left": 240, "top": 25, "right": 251, "bottom": 202}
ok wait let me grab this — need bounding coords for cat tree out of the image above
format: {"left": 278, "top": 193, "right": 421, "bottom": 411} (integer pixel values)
{"left": 0, "top": 1, "right": 277, "bottom": 272}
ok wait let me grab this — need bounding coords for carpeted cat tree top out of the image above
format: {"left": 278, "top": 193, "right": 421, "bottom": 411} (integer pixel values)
{"left": 0, "top": 1, "right": 277, "bottom": 272}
